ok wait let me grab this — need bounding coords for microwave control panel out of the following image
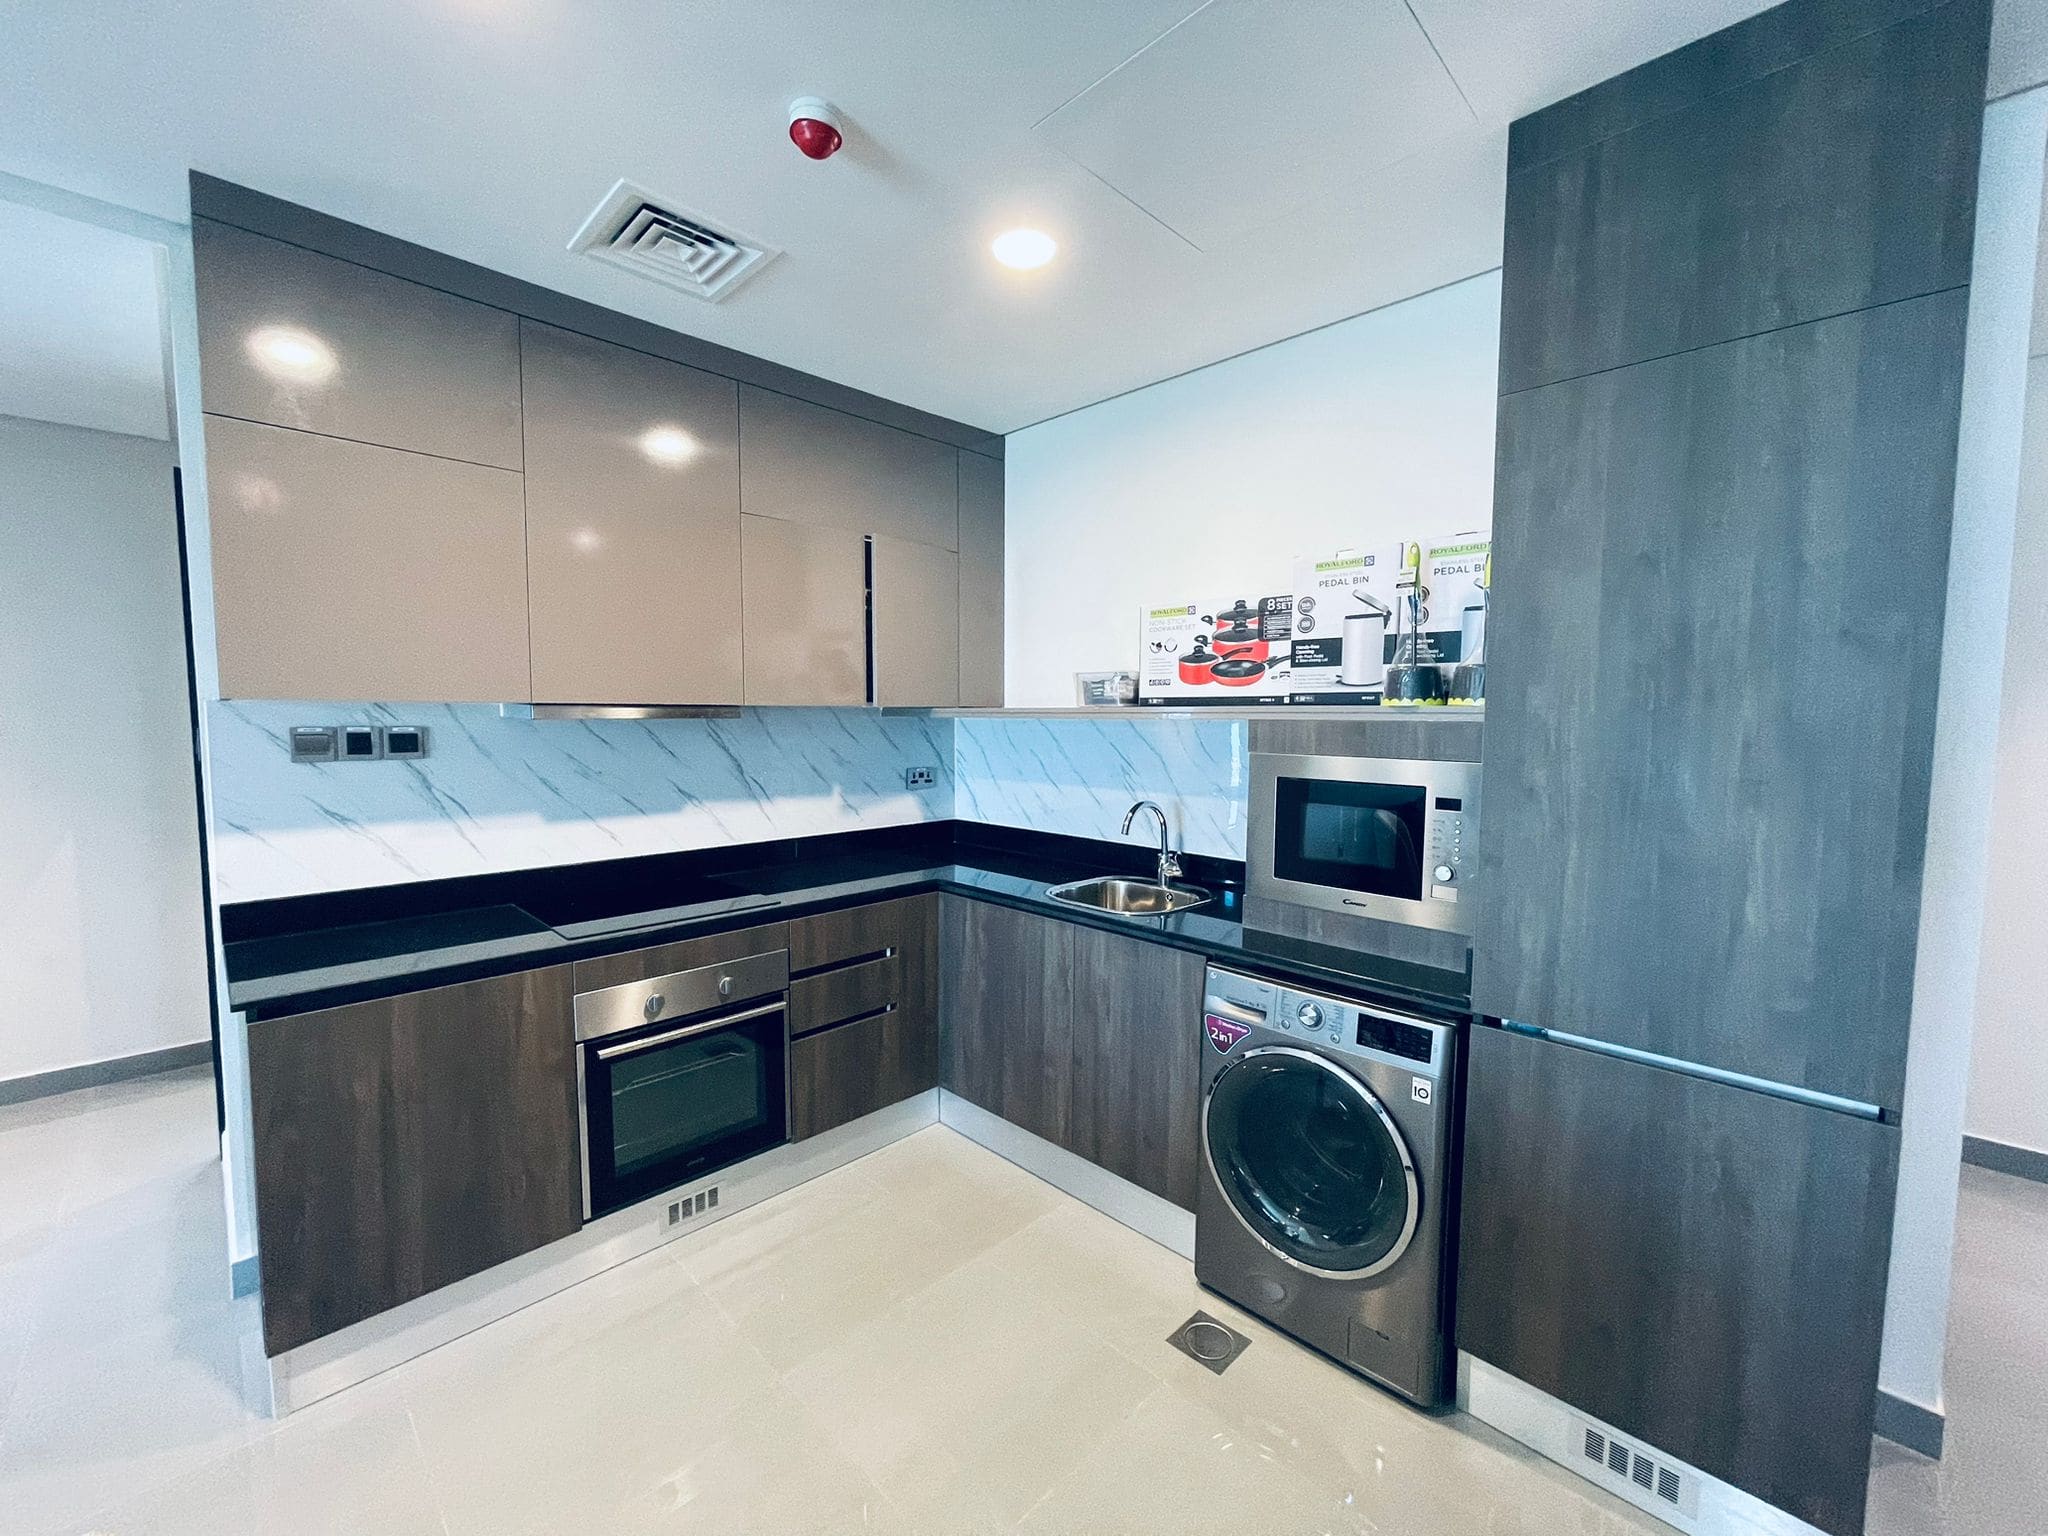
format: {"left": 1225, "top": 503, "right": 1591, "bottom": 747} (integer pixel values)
{"left": 1425, "top": 798, "right": 1467, "bottom": 902}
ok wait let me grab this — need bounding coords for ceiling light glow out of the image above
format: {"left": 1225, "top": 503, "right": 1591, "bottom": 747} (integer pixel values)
{"left": 639, "top": 425, "right": 700, "bottom": 465}
{"left": 991, "top": 228, "right": 1057, "bottom": 270}
{"left": 245, "top": 325, "right": 337, "bottom": 384}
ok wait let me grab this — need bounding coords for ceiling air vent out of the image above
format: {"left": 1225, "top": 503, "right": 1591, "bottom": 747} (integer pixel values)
{"left": 568, "top": 180, "right": 779, "bottom": 302}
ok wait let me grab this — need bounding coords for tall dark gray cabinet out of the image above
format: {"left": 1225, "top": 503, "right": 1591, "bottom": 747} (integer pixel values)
{"left": 1460, "top": 1, "right": 1989, "bottom": 1532}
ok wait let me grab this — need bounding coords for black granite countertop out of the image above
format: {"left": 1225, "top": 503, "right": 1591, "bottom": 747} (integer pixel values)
{"left": 224, "top": 822, "right": 1472, "bottom": 1021}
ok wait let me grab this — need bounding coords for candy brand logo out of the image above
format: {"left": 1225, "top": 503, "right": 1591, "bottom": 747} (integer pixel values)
{"left": 1205, "top": 1015, "right": 1252, "bottom": 1053}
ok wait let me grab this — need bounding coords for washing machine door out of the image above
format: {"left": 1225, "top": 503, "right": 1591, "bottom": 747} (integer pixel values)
{"left": 1203, "top": 1046, "right": 1419, "bottom": 1280}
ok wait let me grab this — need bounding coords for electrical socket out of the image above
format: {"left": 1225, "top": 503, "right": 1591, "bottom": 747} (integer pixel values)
{"left": 905, "top": 766, "right": 938, "bottom": 789}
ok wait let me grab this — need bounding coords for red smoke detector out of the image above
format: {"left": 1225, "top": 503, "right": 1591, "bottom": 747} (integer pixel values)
{"left": 788, "top": 98, "right": 844, "bottom": 161}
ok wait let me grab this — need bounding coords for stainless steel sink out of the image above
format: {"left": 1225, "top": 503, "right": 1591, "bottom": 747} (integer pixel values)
{"left": 1046, "top": 876, "right": 1209, "bottom": 916}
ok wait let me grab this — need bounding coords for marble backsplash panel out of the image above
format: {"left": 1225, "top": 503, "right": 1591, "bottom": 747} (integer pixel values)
{"left": 208, "top": 703, "right": 955, "bottom": 903}
{"left": 953, "top": 715, "right": 1249, "bottom": 861}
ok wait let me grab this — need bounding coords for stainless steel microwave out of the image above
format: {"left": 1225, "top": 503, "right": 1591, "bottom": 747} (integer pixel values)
{"left": 1248, "top": 752, "right": 1478, "bottom": 936}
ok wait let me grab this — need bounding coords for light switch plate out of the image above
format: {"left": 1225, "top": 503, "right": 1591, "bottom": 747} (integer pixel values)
{"left": 382, "top": 725, "right": 429, "bottom": 759}
{"left": 338, "top": 725, "right": 382, "bottom": 761}
{"left": 289, "top": 726, "right": 337, "bottom": 763}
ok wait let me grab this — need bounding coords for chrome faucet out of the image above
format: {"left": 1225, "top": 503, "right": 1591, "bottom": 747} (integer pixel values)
{"left": 1122, "top": 800, "right": 1183, "bottom": 887}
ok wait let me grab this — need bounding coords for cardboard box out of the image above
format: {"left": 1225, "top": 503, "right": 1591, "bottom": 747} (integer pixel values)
{"left": 1415, "top": 534, "right": 1490, "bottom": 668}
{"left": 1286, "top": 546, "right": 1401, "bottom": 703}
{"left": 1138, "top": 594, "right": 1293, "bottom": 703}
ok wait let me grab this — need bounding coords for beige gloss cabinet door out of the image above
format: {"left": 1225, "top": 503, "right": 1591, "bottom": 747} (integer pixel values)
{"left": 871, "top": 535, "right": 960, "bottom": 708}
{"left": 955, "top": 450, "right": 1003, "bottom": 706}
{"left": 193, "top": 219, "right": 523, "bottom": 471}
{"left": 737, "top": 384, "right": 958, "bottom": 551}
{"left": 520, "top": 321, "right": 741, "bottom": 705}
{"left": 739, "top": 515, "right": 868, "bottom": 706}
{"left": 206, "top": 414, "right": 531, "bottom": 702}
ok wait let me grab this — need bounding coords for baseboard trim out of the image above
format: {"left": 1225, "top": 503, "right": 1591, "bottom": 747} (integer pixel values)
{"left": 268, "top": 1090, "right": 938, "bottom": 1416}
{"left": 0, "top": 1041, "right": 212, "bottom": 1107}
{"left": 1873, "top": 1389, "right": 1946, "bottom": 1459}
{"left": 1458, "top": 1354, "right": 1829, "bottom": 1536}
{"left": 1961, "top": 1133, "right": 2048, "bottom": 1185}
{"left": 938, "top": 1090, "right": 1196, "bottom": 1259}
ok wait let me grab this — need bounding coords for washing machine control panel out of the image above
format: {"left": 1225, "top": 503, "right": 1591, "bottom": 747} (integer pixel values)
{"left": 1203, "top": 967, "right": 1450, "bottom": 1078}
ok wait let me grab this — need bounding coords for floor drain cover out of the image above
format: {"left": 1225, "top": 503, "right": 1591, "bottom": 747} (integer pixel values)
{"left": 1169, "top": 1310, "right": 1251, "bottom": 1375}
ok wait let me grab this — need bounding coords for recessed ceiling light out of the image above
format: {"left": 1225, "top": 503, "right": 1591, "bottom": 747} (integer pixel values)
{"left": 991, "top": 228, "right": 1057, "bottom": 270}
{"left": 245, "top": 325, "right": 336, "bottom": 384}
{"left": 638, "top": 425, "right": 700, "bottom": 465}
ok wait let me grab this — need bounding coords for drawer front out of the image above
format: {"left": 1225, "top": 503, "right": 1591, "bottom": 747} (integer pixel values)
{"left": 790, "top": 1004, "right": 935, "bottom": 1140}
{"left": 790, "top": 952, "right": 902, "bottom": 1038}
{"left": 571, "top": 920, "right": 789, "bottom": 996}
{"left": 790, "top": 895, "right": 930, "bottom": 972}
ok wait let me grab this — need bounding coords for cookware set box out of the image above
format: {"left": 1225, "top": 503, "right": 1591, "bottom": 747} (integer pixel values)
{"left": 1137, "top": 532, "right": 1490, "bottom": 706}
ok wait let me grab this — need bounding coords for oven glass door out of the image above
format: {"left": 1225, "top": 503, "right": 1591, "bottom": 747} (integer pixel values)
{"left": 1271, "top": 776, "right": 1427, "bottom": 901}
{"left": 583, "top": 1000, "right": 787, "bottom": 1219}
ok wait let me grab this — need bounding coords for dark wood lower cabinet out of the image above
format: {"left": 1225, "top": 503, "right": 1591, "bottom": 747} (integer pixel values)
{"left": 941, "top": 896, "right": 1205, "bottom": 1211}
{"left": 248, "top": 965, "right": 579, "bottom": 1356}
{"left": 1457, "top": 1024, "right": 1899, "bottom": 1536}
{"left": 787, "top": 895, "right": 940, "bottom": 1139}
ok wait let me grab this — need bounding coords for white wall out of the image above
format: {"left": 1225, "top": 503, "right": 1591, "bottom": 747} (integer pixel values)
{"left": 1002, "top": 273, "right": 1502, "bottom": 706}
{"left": 0, "top": 413, "right": 211, "bottom": 1083}
{"left": 1879, "top": 85, "right": 2048, "bottom": 1421}
{"left": 1966, "top": 176, "right": 2048, "bottom": 1158}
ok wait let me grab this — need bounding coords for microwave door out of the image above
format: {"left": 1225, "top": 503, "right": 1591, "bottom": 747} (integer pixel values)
{"left": 1274, "top": 777, "right": 1428, "bottom": 901}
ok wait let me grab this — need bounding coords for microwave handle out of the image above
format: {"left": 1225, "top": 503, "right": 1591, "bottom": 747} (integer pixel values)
{"left": 594, "top": 999, "right": 783, "bottom": 1062}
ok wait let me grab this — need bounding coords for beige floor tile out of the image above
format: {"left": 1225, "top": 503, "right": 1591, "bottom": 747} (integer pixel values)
{"left": 850, "top": 1126, "right": 1065, "bottom": 1253}
{"left": 60, "top": 1384, "right": 444, "bottom": 1536}
{"left": 668, "top": 1157, "right": 887, "bottom": 1292}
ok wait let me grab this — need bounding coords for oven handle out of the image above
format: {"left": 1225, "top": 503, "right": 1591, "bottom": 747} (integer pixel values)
{"left": 593, "top": 999, "right": 784, "bottom": 1062}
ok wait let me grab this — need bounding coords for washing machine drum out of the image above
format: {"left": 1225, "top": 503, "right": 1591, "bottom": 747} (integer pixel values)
{"left": 1205, "top": 1047, "right": 1419, "bottom": 1279}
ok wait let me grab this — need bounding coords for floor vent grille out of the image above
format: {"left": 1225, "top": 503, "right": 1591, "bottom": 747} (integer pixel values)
{"left": 569, "top": 180, "right": 779, "bottom": 302}
{"left": 1574, "top": 1417, "right": 1696, "bottom": 1518}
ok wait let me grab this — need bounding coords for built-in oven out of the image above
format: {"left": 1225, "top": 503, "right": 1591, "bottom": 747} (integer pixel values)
{"left": 574, "top": 947, "right": 789, "bottom": 1221}
{"left": 1248, "top": 752, "right": 1478, "bottom": 936}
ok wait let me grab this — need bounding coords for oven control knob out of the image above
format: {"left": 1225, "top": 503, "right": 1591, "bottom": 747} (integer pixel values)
{"left": 1434, "top": 865, "right": 1455, "bottom": 884}
{"left": 1296, "top": 1001, "right": 1323, "bottom": 1030}
{"left": 644, "top": 992, "right": 665, "bottom": 1020}
{"left": 718, "top": 975, "right": 734, "bottom": 997}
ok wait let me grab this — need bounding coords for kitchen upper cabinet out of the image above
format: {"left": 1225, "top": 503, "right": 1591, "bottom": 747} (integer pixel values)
{"left": 247, "top": 965, "right": 579, "bottom": 1355}
{"left": 739, "top": 515, "right": 868, "bottom": 706}
{"left": 738, "top": 384, "right": 959, "bottom": 550}
{"left": 788, "top": 896, "right": 941, "bottom": 1139}
{"left": 956, "top": 451, "right": 1004, "bottom": 707}
{"left": 871, "top": 535, "right": 960, "bottom": 708}
{"left": 941, "top": 898, "right": 1204, "bottom": 1210}
{"left": 520, "top": 321, "right": 742, "bottom": 705}
{"left": 1497, "top": 0, "right": 1987, "bottom": 393}
{"left": 1473, "top": 289, "right": 1968, "bottom": 1112}
{"left": 193, "top": 218, "right": 523, "bottom": 469}
{"left": 206, "top": 414, "right": 531, "bottom": 702}
{"left": 1458, "top": 1025, "right": 1898, "bottom": 1536}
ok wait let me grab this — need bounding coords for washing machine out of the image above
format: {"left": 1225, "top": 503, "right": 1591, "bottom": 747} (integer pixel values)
{"left": 1195, "top": 964, "right": 1459, "bottom": 1407}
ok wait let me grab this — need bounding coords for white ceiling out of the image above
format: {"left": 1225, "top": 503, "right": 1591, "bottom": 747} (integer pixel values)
{"left": 0, "top": 0, "right": 1776, "bottom": 434}
{"left": 0, "top": 201, "right": 168, "bottom": 439}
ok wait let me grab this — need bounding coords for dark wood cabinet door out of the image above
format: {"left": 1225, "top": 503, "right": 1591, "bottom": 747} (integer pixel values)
{"left": 790, "top": 1004, "right": 937, "bottom": 1140}
{"left": 1066, "top": 926, "right": 1205, "bottom": 1209}
{"left": 1473, "top": 289, "right": 1968, "bottom": 1112}
{"left": 1497, "top": 0, "right": 1987, "bottom": 393}
{"left": 939, "top": 896, "right": 1075, "bottom": 1148}
{"left": 248, "top": 965, "right": 578, "bottom": 1355}
{"left": 1458, "top": 1025, "right": 1898, "bottom": 1536}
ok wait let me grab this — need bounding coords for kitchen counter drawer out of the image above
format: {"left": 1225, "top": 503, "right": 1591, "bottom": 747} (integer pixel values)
{"left": 790, "top": 952, "right": 902, "bottom": 1038}
{"left": 791, "top": 1003, "right": 937, "bottom": 1140}
{"left": 570, "top": 920, "right": 789, "bottom": 995}
{"left": 790, "top": 894, "right": 932, "bottom": 973}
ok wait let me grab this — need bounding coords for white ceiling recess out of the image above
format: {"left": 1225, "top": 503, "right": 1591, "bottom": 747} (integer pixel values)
{"left": 0, "top": 201, "right": 168, "bottom": 440}
{"left": 1038, "top": 0, "right": 1479, "bottom": 251}
{"left": 0, "top": 1, "right": 1779, "bottom": 434}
